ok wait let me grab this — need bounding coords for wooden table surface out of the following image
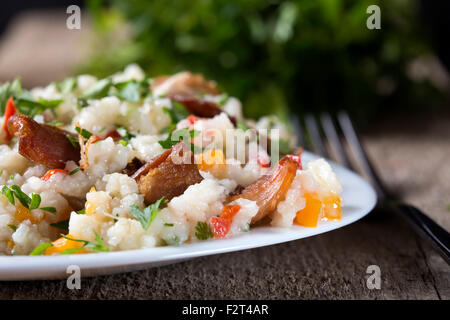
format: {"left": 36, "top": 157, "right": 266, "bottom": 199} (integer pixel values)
{"left": 0, "top": 10, "right": 449, "bottom": 300}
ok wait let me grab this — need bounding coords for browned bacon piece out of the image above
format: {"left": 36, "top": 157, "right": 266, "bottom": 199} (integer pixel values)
{"left": 229, "top": 155, "right": 300, "bottom": 224}
{"left": 169, "top": 93, "right": 221, "bottom": 117}
{"left": 151, "top": 72, "right": 236, "bottom": 124}
{"left": 122, "top": 157, "right": 144, "bottom": 176}
{"left": 132, "top": 142, "right": 203, "bottom": 205}
{"left": 7, "top": 114, "right": 80, "bottom": 168}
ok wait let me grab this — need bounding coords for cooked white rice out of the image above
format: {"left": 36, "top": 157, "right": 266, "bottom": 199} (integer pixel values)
{"left": 0, "top": 65, "right": 342, "bottom": 255}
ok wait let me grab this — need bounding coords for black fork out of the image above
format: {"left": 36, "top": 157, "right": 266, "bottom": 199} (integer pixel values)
{"left": 294, "top": 111, "right": 450, "bottom": 265}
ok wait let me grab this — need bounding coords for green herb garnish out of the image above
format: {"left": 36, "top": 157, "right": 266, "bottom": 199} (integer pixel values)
{"left": 115, "top": 80, "right": 140, "bottom": 102}
{"left": 7, "top": 224, "right": 17, "bottom": 232}
{"left": 1, "top": 185, "right": 56, "bottom": 213}
{"left": 29, "top": 193, "right": 41, "bottom": 210}
{"left": 50, "top": 219, "right": 70, "bottom": 230}
{"left": 129, "top": 197, "right": 167, "bottom": 230}
{"left": 60, "top": 231, "right": 109, "bottom": 254}
{"left": 195, "top": 221, "right": 213, "bottom": 240}
{"left": 158, "top": 128, "right": 200, "bottom": 153}
{"left": 0, "top": 78, "right": 22, "bottom": 116}
{"left": 66, "top": 134, "right": 79, "bottom": 148}
{"left": 75, "top": 126, "right": 93, "bottom": 140}
{"left": 236, "top": 120, "right": 250, "bottom": 131}
{"left": 1, "top": 186, "right": 14, "bottom": 205}
{"left": 162, "top": 101, "right": 190, "bottom": 127}
{"left": 76, "top": 208, "right": 86, "bottom": 215}
{"left": 56, "top": 77, "right": 77, "bottom": 95}
{"left": 47, "top": 120, "right": 65, "bottom": 127}
{"left": 29, "top": 242, "right": 53, "bottom": 256}
{"left": 69, "top": 168, "right": 80, "bottom": 175}
{"left": 218, "top": 93, "right": 229, "bottom": 106}
{"left": 115, "top": 125, "right": 135, "bottom": 146}
{"left": 40, "top": 207, "right": 57, "bottom": 213}
{"left": 77, "top": 98, "right": 89, "bottom": 108}
{"left": 15, "top": 98, "right": 62, "bottom": 118}
{"left": 81, "top": 78, "right": 112, "bottom": 100}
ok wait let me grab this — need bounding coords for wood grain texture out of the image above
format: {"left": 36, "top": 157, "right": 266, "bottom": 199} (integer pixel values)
{"left": 0, "top": 213, "right": 448, "bottom": 299}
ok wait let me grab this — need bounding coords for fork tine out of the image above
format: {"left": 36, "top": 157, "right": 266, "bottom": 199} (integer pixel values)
{"left": 337, "top": 111, "right": 390, "bottom": 199}
{"left": 319, "top": 113, "right": 354, "bottom": 169}
{"left": 290, "top": 114, "right": 305, "bottom": 148}
{"left": 305, "top": 114, "right": 329, "bottom": 158}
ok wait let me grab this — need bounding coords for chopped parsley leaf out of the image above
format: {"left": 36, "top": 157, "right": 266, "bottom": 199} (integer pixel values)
{"left": 0, "top": 78, "right": 22, "bottom": 116}
{"left": 50, "top": 219, "right": 70, "bottom": 230}
{"left": 115, "top": 125, "right": 135, "bottom": 146}
{"left": 81, "top": 78, "right": 112, "bottom": 100}
{"left": 218, "top": 93, "right": 229, "bottom": 106}
{"left": 60, "top": 232, "right": 109, "bottom": 254}
{"left": 56, "top": 77, "right": 77, "bottom": 95}
{"left": 2, "top": 185, "right": 56, "bottom": 213}
{"left": 29, "top": 242, "right": 53, "bottom": 256}
{"left": 40, "top": 207, "right": 57, "bottom": 213}
{"left": 158, "top": 128, "right": 200, "bottom": 153}
{"left": 75, "top": 126, "right": 93, "bottom": 140}
{"left": 129, "top": 197, "right": 167, "bottom": 230}
{"left": 162, "top": 101, "right": 190, "bottom": 127}
{"left": 47, "top": 120, "right": 65, "bottom": 127}
{"left": 29, "top": 193, "right": 41, "bottom": 210}
{"left": 236, "top": 120, "right": 249, "bottom": 131}
{"left": 195, "top": 221, "right": 213, "bottom": 240}
{"left": 66, "top": 134, "right": 79, "bottom": 148}
{"left": 69, "top": 168, "right": 80, "bottom": 175}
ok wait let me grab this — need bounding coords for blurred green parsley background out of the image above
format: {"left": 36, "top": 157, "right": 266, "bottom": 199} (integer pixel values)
{"left": 80, "top": 0, "right": 447, "bottom": 124}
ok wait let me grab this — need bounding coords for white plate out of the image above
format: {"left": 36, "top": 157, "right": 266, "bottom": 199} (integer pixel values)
{"left": 0, "top": 151, "right": 376, "bottom": 280}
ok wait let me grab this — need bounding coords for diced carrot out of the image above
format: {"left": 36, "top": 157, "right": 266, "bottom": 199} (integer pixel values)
{"left": 42, "top": 168, "right": 68, "bottom": 181}
{"left": 322, "top": 194, "right": 341, "bottom": 220}
{"left": 196, "top": 149, "right": 226, "bottom": 178}
{"left": 3, "top": 97, "right": 17, "bottom": 141}
{"left": 44, "top": 234, "right": 86, "bottom": 255}
{"left": 221, "top": 204, "right": 241, "bottom": 221}
{"left": 14, "top": 203, "right": 42, "bottom": 224}
{"left": 197, "top": 149, "right": 225, "bottom": 167}
{"left": 295, "top": 193, "right": 321, "bottom": 227}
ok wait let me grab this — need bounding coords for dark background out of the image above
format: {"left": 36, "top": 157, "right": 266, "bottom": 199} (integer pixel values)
{"left": 0, "top": 0, "right": 449, "bottom": 125}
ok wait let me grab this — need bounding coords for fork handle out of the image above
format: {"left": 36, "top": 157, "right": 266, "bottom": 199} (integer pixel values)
{"left": 395, "top": 203, "right": 450, "bottom": 264}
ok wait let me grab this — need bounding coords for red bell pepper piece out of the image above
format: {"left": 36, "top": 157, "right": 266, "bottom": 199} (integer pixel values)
{"left": 210, "top": 205, "right": 241, "bottom": 238}
{"left": 187, "top": 114, "right": 199, "bottom": 124}
{"left": 3, "top": 97, "right": 17, "bottom": 142}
